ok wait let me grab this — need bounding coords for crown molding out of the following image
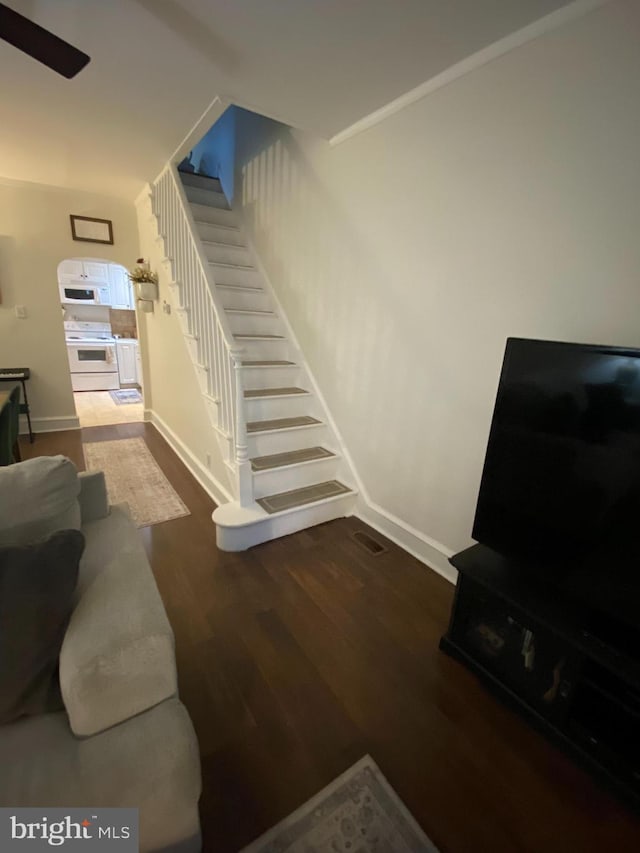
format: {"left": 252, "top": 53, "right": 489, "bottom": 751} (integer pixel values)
{"left": 330, "top": 0, "right": 609, "bottom": 147}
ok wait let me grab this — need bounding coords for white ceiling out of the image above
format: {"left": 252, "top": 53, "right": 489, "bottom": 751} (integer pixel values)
{"left": 0, "top": 0, "right": 580, "bottom": 199}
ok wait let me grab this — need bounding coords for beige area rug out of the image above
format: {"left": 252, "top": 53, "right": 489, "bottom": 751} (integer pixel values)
{"left": 240, "top": 755, "right": 439, "bottom": 853}
{"left": 83, "top": 437, "right": 190, "bottom": 528}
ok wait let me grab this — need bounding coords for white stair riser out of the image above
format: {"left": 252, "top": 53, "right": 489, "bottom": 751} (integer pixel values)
{"left": 252, "top": 457, "right": 340, "bottom": 499}
{"left": 248, "top": 424, "right": 327, "bottom": 457}
{"left": 202, "top": 242, "right": 252, "bottom": 266}
{"left": 184, "top": 185, "right": 229, "bottom": 208}
{"left": 196, "top": 222, "right": 244, "bottom": 246}
{"left": 214, "top": 492, "right": 357, "bottom": 551}
{"left": 218, "top": 288, "right": 271, "bottom": 312}
{"left": 244, "top": 394, "right": 313, "bottom": 421}
{"left": 184, "top": 336, "right": 200, "bottom": 362}
{"left": 240, "top": 366, "right": 301, "bottom": 389}
{"left": 181, "top": 173, "right": 222, "bottom": 192}
{"left": 236, "top": 338, "right": 289, "bottom": 360}
{"left": 189, "top": 204, "right": 236, "bottom": 227}
{"left": 167, "top": 284, "right": 185, "bottom": 310}
{"left": 227, "top": 312, "right": 280, "bottom": 336}
{"left": 194, "top": 365, "right": 210, "bottom": 394}
{"left": 211, "top": 264, "right": 261, "bottom": 287}
{"left": 176, "top": 308, "right": 191, "bottom": 334}
{"left": 202, "top": 396, "right": 220, "bottom": 428}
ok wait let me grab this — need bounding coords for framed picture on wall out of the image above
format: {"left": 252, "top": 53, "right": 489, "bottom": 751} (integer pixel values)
{"left": 70, "top": 215, "right": 114, "bottom": 244}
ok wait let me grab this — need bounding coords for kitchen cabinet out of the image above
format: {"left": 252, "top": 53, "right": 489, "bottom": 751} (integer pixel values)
{"left": 116, "top": 339, "right": 138, "bottom": 385}
{"left": 59, "top": 259, "right": 110, "bottom": 287}
{"left": 109, "top": 265, "right": 135, "bottom": 310}
{"left": 58, "top": 259, "right": 84, "bottom": 281}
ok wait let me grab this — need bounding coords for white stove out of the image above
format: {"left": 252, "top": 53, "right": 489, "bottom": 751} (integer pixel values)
{"left": 64, "top": 321, "right": 119, "bottom": 391}
{"left": 64, "top": 320, "right": 115, "bottom": 343}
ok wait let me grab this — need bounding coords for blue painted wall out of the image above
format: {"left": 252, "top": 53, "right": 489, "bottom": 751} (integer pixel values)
{"left": 188, "top": 106, "right": 237, "bottom": 204}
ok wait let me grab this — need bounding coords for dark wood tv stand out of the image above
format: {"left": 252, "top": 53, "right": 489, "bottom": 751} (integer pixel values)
{"left": 440, "top": 544, "right": 640, "bottom": 810}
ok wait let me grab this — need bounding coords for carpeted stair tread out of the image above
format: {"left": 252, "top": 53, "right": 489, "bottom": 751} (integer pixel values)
{"left": 256, "top": 480, "right": 352, "bottom": 514}
{"left": 241, "top": 360, "right": 296, "bottom": 367}
{"left": 201, "top": 239, "right": 247, "bottom": 249}
{"left": 250, "top": 446, "right": 336, "bottom": 471}
{"left": 226, "top": 309, "right": 275, "bottom": 315}
{"left": 194, "top": 219, "right": 239, "bottom": 231}
{"left": 179, "top": 171, "right": 221, "bottom": 186}
{"left": 247, "top": 416, "right": 321, "bottom": 433}
{"left": 234, "top": 334, "right": 285, "bottom": 340}
{"left": 244, "top": 387, "right": 308, "bottom": 398}
{"left": 217, "top": 283, "right": 263, "bottom": 292}
{"left": 209, "top": 261, "right": 255, "bottom": 270}
{"left": 184, "top": 186, "right": 229, "bottom": 208}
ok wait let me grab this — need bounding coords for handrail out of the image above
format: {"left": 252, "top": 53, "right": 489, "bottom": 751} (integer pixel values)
{"left": 165, "top": 163, "right": 238, "bottom": 350}
{"left": 151, "top": 163, "right": 252, "bottom": 506}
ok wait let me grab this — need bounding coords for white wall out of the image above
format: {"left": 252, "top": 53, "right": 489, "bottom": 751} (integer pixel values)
{"left": 135, "top": 195, "right": 234, "bottom": 502}
{"left": 231, "top": 0, "right": 640, "bottom": 561}
{"left": 0, "top": 179, "right": 139, "bottom": 431}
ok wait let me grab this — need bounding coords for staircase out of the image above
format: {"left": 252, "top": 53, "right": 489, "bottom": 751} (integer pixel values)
{"left": 151, "top": 165, "right": 357, "bottom": 550}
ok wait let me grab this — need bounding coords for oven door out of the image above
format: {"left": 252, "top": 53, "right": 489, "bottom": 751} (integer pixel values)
{"left": 67, "top": 343, "right": 117, "bottom": 373}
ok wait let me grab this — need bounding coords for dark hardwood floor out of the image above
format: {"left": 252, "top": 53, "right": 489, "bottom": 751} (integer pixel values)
{"left": 22, "top": 424, "right": 640, "bottom": 852}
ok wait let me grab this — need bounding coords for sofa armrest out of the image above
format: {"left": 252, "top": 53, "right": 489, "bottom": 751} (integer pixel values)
{"left": 78, "top": 471, "right": 109, "bottom": 522}
{"left": 60, "top": 551, "right": 177, "bottom": 737}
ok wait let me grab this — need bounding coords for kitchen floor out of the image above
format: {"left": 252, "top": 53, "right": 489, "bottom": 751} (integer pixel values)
{"left": 74, "top": 390, "right": 143, "bottom": 427}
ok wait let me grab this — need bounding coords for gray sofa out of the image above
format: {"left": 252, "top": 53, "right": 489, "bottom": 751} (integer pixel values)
{"left": 0, "top": 455, "right": 202, "bottom": 852}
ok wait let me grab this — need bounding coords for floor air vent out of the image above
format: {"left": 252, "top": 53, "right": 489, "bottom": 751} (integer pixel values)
{"left": 351, "top": 530, "right": 387, "bottom": 556}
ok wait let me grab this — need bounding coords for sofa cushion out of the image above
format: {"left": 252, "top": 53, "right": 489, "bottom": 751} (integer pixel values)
{"left": 0, "top": 529, "right": 85, "bottom": 724}
{"left": 0, "top": 456, "right": 81, "bottom": 547}
{"left": 60, "top": 547, "right": 177, "bottom": 737}
{"left": 77, "top": 470, "right": 110, "bottom": 524}
{"left": 77, "top": 503, "right": 145, "bottom": 598}
{"left": 0, "top": 698, "right": 202, "bottom": 852}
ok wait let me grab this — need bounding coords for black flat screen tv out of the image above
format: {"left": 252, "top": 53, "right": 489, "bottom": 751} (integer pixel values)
{"left": 473, "top": 337, "right": 640, "bottom": 576}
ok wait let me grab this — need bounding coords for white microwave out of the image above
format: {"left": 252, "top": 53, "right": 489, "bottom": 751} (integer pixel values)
{"left": 59, "top": 283, "right": 111, "bottom": 305}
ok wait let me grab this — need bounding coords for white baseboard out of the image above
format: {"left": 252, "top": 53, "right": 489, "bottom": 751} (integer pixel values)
{"left": 355, "top": 497, "right": 458, "bottom": 586}
{"left": 19, "top": 414, "right": 80, "bottom": 434}
{"left": 146, "top": 408, "right": 234, "bottom": 507}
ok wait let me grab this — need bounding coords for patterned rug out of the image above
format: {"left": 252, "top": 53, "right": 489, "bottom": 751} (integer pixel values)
{"left": 239, "top": 755, "right": 439, "bottom": 853}
{"left": 110, "top": 388, "right": 143, "bottom": 405}
{"left": 83, "top": 437, "right": 190, "bottom": 528}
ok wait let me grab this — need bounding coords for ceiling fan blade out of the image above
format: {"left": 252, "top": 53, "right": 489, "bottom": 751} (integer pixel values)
{"left": 0, "top": 2, "right": 90, "bottom": 78}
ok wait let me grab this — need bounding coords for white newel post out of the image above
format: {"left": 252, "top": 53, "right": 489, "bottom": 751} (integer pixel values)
{"left": 232, "top": 348, "right": 253, "bottom": 507}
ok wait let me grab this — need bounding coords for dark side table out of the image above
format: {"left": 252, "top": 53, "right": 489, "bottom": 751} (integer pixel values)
{"left": 0, "top": 368, "right": 34, "bottom": 443}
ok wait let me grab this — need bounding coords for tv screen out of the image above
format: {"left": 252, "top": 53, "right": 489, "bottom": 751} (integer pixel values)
{"left": 473, "top": 338, "right": 640, "bottom": 568}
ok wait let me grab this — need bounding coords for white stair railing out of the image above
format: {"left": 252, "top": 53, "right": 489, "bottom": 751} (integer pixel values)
{"left": 151, "top": 163, "right": 252, "bottom": 507}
